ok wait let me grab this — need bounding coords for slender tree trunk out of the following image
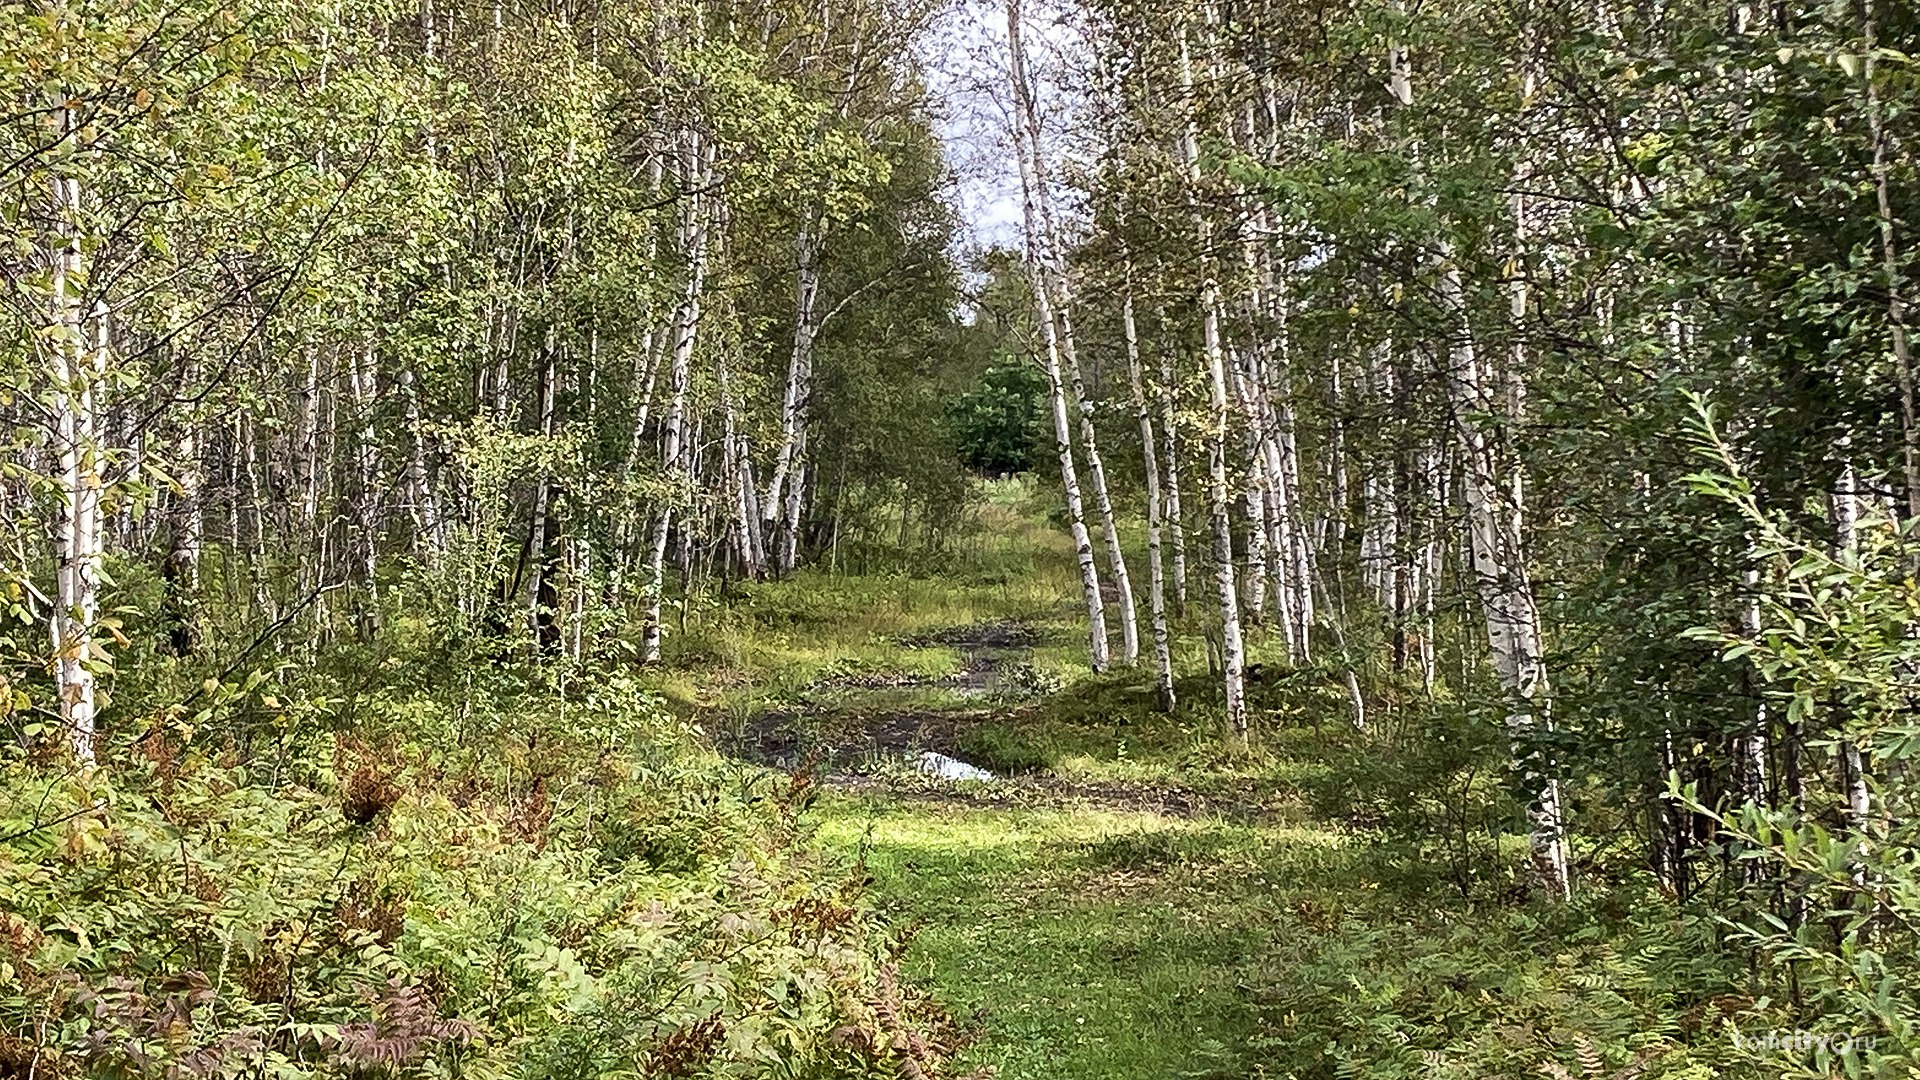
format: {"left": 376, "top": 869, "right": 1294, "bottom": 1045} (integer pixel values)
{"left": 1235, "top": 368, "right": 1273, "bottom": 628}
{"left": 1177, "top": 25, "right": 1247, "bottom": 740}
{"left": 1057, "top": 304, "right": 1138, "bottom": 664}
{"left": 1268, "top": 306, "right": 1314, "bottom": 659}
{"left": 767, "top": 221, "right": 821, "bottom": 576}
{"left": 1006, "top": 0, "right": 1110, "bottom": 671}
{"left": 1863, "top": 0, "right": 1920, "bottom": 519}
{"left": 163, "top": 394, "right": 203, "bottom": 658}
{"left": 1327, "top": 350, "right": 1350, "bottom": 552}
{"left": 297, "top": 344, "right": 323, "bottom": 552}
{"left": 349, "top": 342, "right": 383, "bottom": 639}
{"left": 627, "top": 151, "right": 668, "bottom": 473}
{"left": 1441, "top": 262, "right": 1569, "bottom": 896}
{"left": 1830, "top": 456, "right": 1874, "bottom": 887}
{"left": 527, "top": 333, "right": 559, "bottom": 648}
{"left": 48, "top": 147, "right": 103, "bottom": 763}
{"left": 1392, "top": 0, "right": 1567, "bottom": 895}
{"left": 1159, "top": 338, "right": 1189, "bottom": 613}
{"left": 643, "top": 133, "right": 710, "bottom": 663}
{"left": 1124, "top": 282, "right": 1176, "bottom": 709}
{"left": 238, "top": 414, "right": 274, "bottom": 622}
{"left": 1417, "top": 443, "right": 1443, "bottom": 691}
{"left": 43, "top": 78, "right": 113, "bottom": 765}
{"left": 400, "top": 363, "right": 439, "bottom": 550}
{"left": 1007, "top": 0, "right": 1137, "bottom": 664}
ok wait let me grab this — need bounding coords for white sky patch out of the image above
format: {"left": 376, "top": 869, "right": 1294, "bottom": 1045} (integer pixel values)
{"left": 915, "top": 0, "right": 1095, "bottom": 259}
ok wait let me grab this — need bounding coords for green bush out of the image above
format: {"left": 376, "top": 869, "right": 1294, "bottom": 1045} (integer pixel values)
{"left": 943, "top": 359, "right": 1047, "bottom": 477}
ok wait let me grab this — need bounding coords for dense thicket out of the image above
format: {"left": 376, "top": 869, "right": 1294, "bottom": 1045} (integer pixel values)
{"left": 0, "top": 2, "right": 967, "bottom": 1075}
{"left": 994, "top": 0, "right": 1920, "bottom": 1062}
{"left": 0, "top": 0, "right": 975, "bottom": 748}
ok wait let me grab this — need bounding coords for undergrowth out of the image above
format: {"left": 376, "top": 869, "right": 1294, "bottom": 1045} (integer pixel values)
{"left": 0, "top": 656, "right": 945, "bottom": 1079}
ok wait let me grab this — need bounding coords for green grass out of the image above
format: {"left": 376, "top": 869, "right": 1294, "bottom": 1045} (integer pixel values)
{"left": 814, "top": 798, "right": 1329, "bottom": 1079}
{"left": 660, "top": 477, "right": 1087, "bottom": 717}
{"left": 809, "top": 779, "right": 1750, "bottom": 1080}
{"left": 671, "top": 477, "right": 1769, "bottom": 1080}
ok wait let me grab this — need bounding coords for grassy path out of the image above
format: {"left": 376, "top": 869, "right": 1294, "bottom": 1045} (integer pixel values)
{"left": 785, "top": 621, "right": 1354, "bottom": 1079}
{"left": 814, "top": 795, "right": 1327, "bottom": 1079}
{"left": 683, "top": 482, "right": 1734, "bottom": 1079}
{"left": 726, "top": 607, "right": 1342, "bottom": 1075}
{"left": 689, "top": 483, "right": 1331, "bottom": 1076}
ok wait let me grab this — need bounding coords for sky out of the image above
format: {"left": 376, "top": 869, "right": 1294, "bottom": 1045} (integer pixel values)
{"left": 914, "top": 0, "right": 1090, "bottom": 255}
{"left": 919, "top": 0, "right": 1023, "bottom": 251}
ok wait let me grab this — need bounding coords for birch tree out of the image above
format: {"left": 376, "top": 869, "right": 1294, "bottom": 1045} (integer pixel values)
{"left": 1388, "top": 2, "right": 1569, "bottom": 896}
{"left": 1005, "top": 0, "right": 1112, "bottom": 671}
{"left": 1177, "top": 21, "right": 1247, "bottom": 739}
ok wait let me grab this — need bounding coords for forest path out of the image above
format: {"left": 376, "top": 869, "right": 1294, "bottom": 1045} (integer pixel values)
{"left": 693, "top": 487, "right": 1649, "bottom": 1078}
{"left": 693, "top": 487, "right": 1349, "bottom": 1078}
{"left": 723, "top": 610, "right": 1316, "bottom": 1080}
{"left": 729, "top": 619, "right": 1232, "bottom": 819}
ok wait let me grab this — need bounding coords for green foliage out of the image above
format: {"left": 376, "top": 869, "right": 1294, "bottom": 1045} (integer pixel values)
{"left": 1671, "top": 409, "right": 1920, "bottom": 1076}
{"left": 1253, "top": 898, "right": 1745, "bottom": 1079}
{"left": 944, "top": 359, "right": 1049, "bottom": 477}
{"left": 0, "top": 655, "right": 933, "bottom": 1079}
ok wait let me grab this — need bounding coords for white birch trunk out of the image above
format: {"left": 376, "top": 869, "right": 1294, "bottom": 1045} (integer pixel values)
{"left": 1233, "top": 358, "right": 1273, "bottom": 629}
{"left": 1395, "top": 9, "right": 1568, "bottom": 894}
{"left": 1361, "top": 342, "right": 1399, "bottom": 611}
{"left": 1830, "top": 456, "right": 1874, "bottom": 883}
{"left": 1007, "top": 3, "right": 1137, "bottom": 664}
{"left": 1057, "top": 306, "right": 1138, "bottom": 664}
{"left": 642, "top": 132, "right": 711, "bottom": 663}
{"left": 627, "top": 151, "right": 668, "bottom": 472}
{"left": 1159, "top": 341, "right": 1189, "bottom": 612}
{"left": 526, "top": 335, "right": 558, "bottom": 642}
{"left": 351, "top": 342, "right": 382, "bottom": 636}
{"left": 1440, "top": 263, "right": 1568, "bottom": 896}
{"left": 1417, "top": 443, "right": 1444, "bottom": 691}
{"left": 238, "top": 415, "right": 275, "bottom": 621}
{"left": 1005, "top": 0, "right": 1110, "bottom": 671}
{"left": 46, "top": 96, "right": 102, "bottom": 764}
{"left": 1178, "top": 25, "right": 1247, "bottom": 739}
{"left": 766, "top": 222, "right": 821, "bottom": 576}
{"left": 1124, "top": 284, "right": 1176, "bottom": 709}
{"left": 164, "top": 376, "right": 203, "bottom": 657}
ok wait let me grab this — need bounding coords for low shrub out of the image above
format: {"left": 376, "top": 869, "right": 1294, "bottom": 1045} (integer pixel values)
{"left": 0, "top": 664, "right": 941, "bottom": 1080}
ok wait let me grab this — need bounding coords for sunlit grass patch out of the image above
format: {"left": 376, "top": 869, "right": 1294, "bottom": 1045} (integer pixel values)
{"left": 808, "top": 795, "right": 1367, "bottom": 1080}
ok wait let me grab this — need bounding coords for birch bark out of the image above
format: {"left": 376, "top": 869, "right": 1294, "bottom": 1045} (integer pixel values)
{"left": 1006, "top": 2, "right": 1138, "bottom": 664}
{"left": 1178, "top": 24, "right": 1247, "bottom": 739}
{"left": 47, "top": 93, "right": 103, "bottom": 764}
{"left": 1005, "top": 0, "right": 1110, "bottom": 671}
{"left": 163, "top": 376, "right": 203, "bottom": 658}
{"left": 642, "top": 132, "right": 711, "bottom": 663}
{"left": 1393, "top": 3, "right": 1568, "bottom": 894}
{"left": 766, "top": 221, "right": 821, "bottom": 576}
{"left": 1158, "top": 339, "right": 1189, "bottom": 612}
{"left": 1124, "top": 280, "right": 1177, "bottom": 709}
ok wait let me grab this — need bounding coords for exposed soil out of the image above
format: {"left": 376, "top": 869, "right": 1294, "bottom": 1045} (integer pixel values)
{"left": 723, "top": 621, "right": 1245, "bottom": 819}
